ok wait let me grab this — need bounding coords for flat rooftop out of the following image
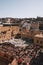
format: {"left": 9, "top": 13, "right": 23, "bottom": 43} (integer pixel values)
{"left": 35, "top": 34, "right": 43, "bottom": 38}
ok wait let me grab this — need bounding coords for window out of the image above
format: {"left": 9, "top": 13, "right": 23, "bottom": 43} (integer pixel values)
{"left": 37, "top": 40, "right": 39, "bottom": 43}
{"left": 1, "top": 31, "right": 6, "bottom": 34}
{"left": 19, "top": 28, "right": 21, "bottom": 31}
{"left": 40, "top": 41, "right": 42, "bottom": 44}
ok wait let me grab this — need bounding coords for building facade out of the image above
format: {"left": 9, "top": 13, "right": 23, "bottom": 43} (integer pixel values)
{"left": 0, "top": 25, "right": 20, "bottom": 41}
{"left": 34, "top": 33, "right": 43, "bottom": 46}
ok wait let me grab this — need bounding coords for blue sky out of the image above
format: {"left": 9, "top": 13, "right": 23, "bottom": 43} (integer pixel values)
{"left": 0, "top": 0, "right": 43, "bottom": 18}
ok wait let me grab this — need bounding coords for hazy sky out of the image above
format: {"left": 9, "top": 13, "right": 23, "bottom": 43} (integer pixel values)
{"left": 0, "top": 0, "right": 43, "bottom": 18}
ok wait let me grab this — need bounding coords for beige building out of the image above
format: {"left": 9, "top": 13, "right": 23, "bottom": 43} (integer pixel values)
{"left": 0, "top": 25, "right": 20, "bottom": 41}
{"left": 20, "top": 28, "right": 40, "bottom": 39}
{"left": 34, "top": 33, "right": 43, "bottom": 46}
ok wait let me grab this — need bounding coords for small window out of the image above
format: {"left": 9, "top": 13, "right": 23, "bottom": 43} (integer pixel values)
{"left": 19, "top": 28, "right": 21, "bottom": 31}
{"left": 1, "top": 31, "right": 6, "bottom": 34}
{"left": 8, "top": 29, "right": 10, "bottom": 31}
{"left": 37, "top": 40, "right": 39, "bottom": 43}
{"left": 40, "top": 41, "right": 42, "bottom": 44}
